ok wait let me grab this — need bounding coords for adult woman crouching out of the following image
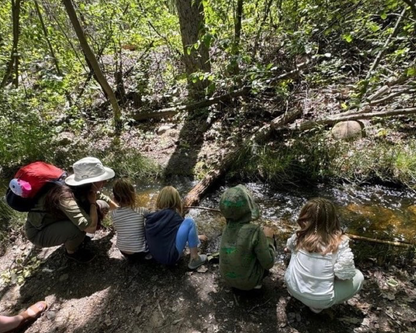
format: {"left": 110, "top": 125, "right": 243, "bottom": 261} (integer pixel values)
{"left": 25, "top": 157, "right": 117, "bottom": 263}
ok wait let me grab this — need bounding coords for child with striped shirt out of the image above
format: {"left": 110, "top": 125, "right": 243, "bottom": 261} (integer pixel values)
{"left": 111, "top": 178, "right": 150, "bottom": 262}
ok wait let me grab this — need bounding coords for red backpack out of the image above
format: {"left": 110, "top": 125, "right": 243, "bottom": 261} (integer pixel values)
{"left": 6, "top": 161, "right": 67, "bottom": 212}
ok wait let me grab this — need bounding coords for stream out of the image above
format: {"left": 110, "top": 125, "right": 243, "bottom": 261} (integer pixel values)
{"left": 133, "top": 180, "right": 416, "bottom": 254}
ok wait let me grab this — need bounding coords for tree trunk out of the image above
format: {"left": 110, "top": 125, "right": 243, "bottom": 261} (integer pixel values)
{"left": 34, "top": 0, "right": 73, "bottom": 106}
{"left": 175, "top": 0, "right": 211, "bottom": 99}
{"left": 230, "top": 0, "right": 244, "bottom": 75}
{"left": 62, "top": 0, "right": 122, "bottom": 134}
{"left": 1, "top": 0, "right": 21, "bottom": 89}
{"left": 183, "top": 107, "right": 302, "bottom": 207}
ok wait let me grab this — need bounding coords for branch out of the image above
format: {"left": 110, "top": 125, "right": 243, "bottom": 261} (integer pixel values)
{"left": 298, "top": 107, "right": 416, "bottom": 130}
{"left": 365, "top": 8, "right": 407, "bottom": 81}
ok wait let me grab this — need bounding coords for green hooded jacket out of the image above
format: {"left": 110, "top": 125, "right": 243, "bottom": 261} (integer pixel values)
{"left": 219, "top": 185, "right": 276, "bottom": 290}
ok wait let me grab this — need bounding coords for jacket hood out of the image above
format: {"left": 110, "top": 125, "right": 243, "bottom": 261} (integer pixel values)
{"left": 219, "top": 185, "right": 260, "bottom": 223}
{"left": 145, "top": 209, "right": 182, "bottom": 236}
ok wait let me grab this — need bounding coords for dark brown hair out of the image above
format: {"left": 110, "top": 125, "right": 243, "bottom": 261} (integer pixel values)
{"left": 112, "top": 178, "right": 136, "bottom": 209}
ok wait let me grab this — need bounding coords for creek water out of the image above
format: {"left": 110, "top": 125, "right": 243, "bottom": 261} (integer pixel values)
{"left": 133, "top": 180, "right": 416, "bottom": 254}
{"left": 2, "top": 177, "right": 415, "bottom": 252}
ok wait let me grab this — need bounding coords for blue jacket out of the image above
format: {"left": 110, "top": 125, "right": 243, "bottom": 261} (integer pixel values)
{"left": 145, "top": 209, "right": 183, "bottom": 265}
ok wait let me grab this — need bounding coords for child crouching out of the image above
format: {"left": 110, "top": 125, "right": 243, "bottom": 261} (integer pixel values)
{"left": 284, "top": 197, "right": 364, "bottom": 313}
{"left": 219, "top": 185, "right": 276, "bottom": 290}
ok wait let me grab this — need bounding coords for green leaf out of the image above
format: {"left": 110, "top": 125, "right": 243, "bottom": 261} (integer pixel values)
{"left": 342, "top": 34, "right": 353, "bottom": 43}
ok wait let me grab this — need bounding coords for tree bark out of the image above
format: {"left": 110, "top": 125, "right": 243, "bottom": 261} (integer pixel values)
{"left": 1, "top": 0, "right": 21, "bottom": 89}
{"left": 34, "top": 0, "right": 73, "bottom": 106}
{"left": 298, "top": 107, "right": 416, "bottom": 130}
{"left": 183, "top": 107, "right": 302, "bottom": 207}
{"left": 62, "top": 0, "right": 122, "bottom": 134}
{"left": 175, "top": 0, "right": 211, "bottom": 99}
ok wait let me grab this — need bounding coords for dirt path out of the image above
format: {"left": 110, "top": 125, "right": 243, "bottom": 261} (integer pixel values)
{"left": 1, "top": 225, "right": 415, "bottom": 333}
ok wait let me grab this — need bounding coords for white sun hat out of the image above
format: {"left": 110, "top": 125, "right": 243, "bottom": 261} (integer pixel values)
{"left": 65, "top": 157, "right": 115, "bottom": 186}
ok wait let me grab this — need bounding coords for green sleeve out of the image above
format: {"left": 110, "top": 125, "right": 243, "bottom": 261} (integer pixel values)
{"left": 253, "top": 227, "right": 276, "bottom": 270}
{"left": 59, "top": 198, "right": 91, "bottom": 231}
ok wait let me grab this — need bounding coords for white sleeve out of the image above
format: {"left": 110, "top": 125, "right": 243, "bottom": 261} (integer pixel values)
{"left": 286, "top": 233, "right": 297, "bottom": 252}
{"left": 334, "top": 237, "right": 356, "bottom": 280}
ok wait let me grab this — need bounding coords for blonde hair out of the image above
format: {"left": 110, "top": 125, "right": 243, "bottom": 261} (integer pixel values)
{"left": 295, "top": 197, "right": 343, "bottom": 255}
{"left": 112, "top": 178, "right": 136, "bottom": 209}
{"left": 156, "top": 186, "right": 183, "bottom": 215}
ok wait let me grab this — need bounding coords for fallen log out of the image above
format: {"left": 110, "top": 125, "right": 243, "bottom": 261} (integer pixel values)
{"left": 132, "top": 86, "right": 251, "bottom": 121}
{"left": 183, "top": 107, "right": 302, "bottom": 207}
{"left": 297, "top": 107, "right": 416, "bottom": 131}
{"left": 132, "top": 60, "right": 310, "bottom": 121}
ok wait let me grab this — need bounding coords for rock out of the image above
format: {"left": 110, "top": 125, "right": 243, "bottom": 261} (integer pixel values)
{"left": 157, "top": 125, "right": 174, "bottom": 135}
{"left": 331, "top": 121, "right": 363, "bottom": 140}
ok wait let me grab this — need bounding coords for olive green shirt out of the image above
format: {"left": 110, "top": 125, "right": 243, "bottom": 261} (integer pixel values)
{"left": 27, "top": 192, "right": 111, "bottom": 231}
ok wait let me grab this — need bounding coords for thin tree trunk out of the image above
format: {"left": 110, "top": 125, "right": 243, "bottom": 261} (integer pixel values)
{"left": 365, "top": 8, "right": 407, "bottom": 82}
{"left": 252, "top": 0, "right": 273, "bottom": 57}
{"left": 34, "top": 0, "right": 72, "bottom": 106}
{"left": 1, "top": 0, "right": 21, "bottom": 89}
{"left": 231, "top": 0, "right": 244, "bottom": 75}
{"left": 62, "top": 0, "right": 121, "bottom": 134}
{"left": 175, "top": 0, "right": 211, "bottom": 99}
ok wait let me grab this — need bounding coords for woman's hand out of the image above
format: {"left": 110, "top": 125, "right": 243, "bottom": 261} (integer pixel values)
{"left": 88, "top": 189, "right": 97, "bottom": 205}
{"left": 263, "top": 226, "right": 274, "bottom": 238}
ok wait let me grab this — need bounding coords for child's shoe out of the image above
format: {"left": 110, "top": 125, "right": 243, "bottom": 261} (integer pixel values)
{"left": 309, "top": 307, "right": 323, "bottom": 314}
{"left": 66, "top": 248, "right": 96, "bottom": 263}
{"left": 188, "top": 254, "right": 207, "bottom": 270}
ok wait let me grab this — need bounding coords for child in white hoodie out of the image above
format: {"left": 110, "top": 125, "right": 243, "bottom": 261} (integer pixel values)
{"left": 284, "top": 198, "right": 364, "bottom": 313}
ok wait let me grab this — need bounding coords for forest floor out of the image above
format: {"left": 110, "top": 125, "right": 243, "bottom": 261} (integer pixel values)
{"left": 0, "top": 224, "right": 415, "bottom": 333}
{"left": 1, "top": 86, "right": 416, "bottom": 333}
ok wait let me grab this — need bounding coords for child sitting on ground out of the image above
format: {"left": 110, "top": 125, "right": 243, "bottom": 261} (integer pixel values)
{"left": 219, "top": 184, "right": 276, "bottom": 290}
{"left": 145, "top": 186, "right": 207, "bottom": 270}
{"left": 111, "top": 178, "right": 150, "bottom": 262}
{"left": 284, "top": 197, "right": 364, "bottom": 313}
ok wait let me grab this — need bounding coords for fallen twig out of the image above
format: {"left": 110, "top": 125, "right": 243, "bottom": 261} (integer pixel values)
{"left": 248, "top": 298, "right": 272, "bottom": 312}
{"left": 346, "top": 233, "right": 414, "bottom": 248}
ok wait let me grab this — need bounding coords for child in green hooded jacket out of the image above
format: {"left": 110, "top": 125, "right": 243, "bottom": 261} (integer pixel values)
{"left": 219, "top": 184, "right": 276, "bottom": 290}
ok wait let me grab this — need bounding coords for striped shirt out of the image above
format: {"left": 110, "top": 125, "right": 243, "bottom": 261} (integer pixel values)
{"left": 111, "top": 207, "right": 149, "bottom": 253}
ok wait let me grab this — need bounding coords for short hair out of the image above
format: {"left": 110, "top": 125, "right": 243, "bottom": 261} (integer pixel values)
{"left": 112, "top": 178, "right": 136, "bottom": 209}
{"left": 156, "top": 186, "right": 183, "bottom": 215}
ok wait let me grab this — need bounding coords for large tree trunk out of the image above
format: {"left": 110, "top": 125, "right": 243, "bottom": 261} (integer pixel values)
{"left": 175, "top": 0, "right": 211, "bottom": 99}
{"left": 183, "top": 108, "right": 302, "bottom": 207}
{"left": 62, "top": 0, "right": 122, "bottom": 134}
{"left": 1, "top": 0, "right": 21, "bottom": 89}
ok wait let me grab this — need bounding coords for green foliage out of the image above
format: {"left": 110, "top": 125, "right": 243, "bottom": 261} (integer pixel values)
{"left": 98, "top": 149, "right": 162, "bottom": 182}
{"left": 0, "top": 89, "right": 57, "bottom": 169}
{"left": 229, "top": 131, "right": 340, "bottom": 187}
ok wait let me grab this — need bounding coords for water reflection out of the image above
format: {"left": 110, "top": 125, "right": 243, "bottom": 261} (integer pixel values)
{"left": 132, "top": 181, "right": 416, "bottom": 247}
